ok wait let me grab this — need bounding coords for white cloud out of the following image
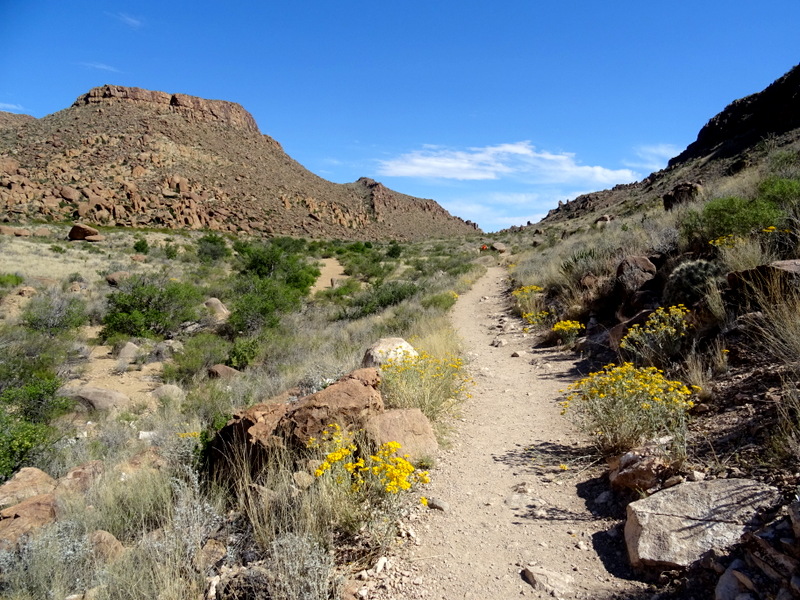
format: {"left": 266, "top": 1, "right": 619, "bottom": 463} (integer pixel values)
{"left": 0, "top": 103, "right": 24, "bottom": 111}
{"left": 107, "top": 12, "right": 143, "bottom": 28}
{"left": 377, "top": 141, "right": 638, "bottom": 186}
{"left": 624, "top": 143, "right": 681, "bottom": 172}
{"left": 78, "top": 62, "right": 121, "bottom": 73}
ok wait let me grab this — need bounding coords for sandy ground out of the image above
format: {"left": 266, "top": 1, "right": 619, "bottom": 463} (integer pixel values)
{"left": 370, "top": 267, "right": 647, "bottom": 600}
{"left": 311, "top": 257, "right": 347, "bottom": 293}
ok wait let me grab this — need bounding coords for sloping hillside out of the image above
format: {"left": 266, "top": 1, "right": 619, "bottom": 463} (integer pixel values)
{"left": 0, "top": 85, "right": 480, "bottom": 240}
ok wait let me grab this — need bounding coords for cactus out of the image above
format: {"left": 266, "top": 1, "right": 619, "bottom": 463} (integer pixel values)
{"left": 664, "top": 259, "right": 722, "bottom": 306}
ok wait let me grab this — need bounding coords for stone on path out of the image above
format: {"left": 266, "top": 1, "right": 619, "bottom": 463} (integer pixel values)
{"left": 521, "top": 565, "right": 574, "bottom": 597}
{"left": 362, "top": 337, "right": 417, "bottom": 368}
{"left": 625, "top": 479, "right": 782, "bottom": 570}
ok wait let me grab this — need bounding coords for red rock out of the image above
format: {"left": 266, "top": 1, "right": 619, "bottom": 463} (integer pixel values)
{"left": 0, "top": 468, "right": 57, "bottom": 507}
{"left": 56, "top": 460, "right": 104, "bottom": 495}
{"left": 0, "top": 494, "right": 58, "bottom": 550}
{"left": 364, "top": 408, "right": 438, "bottom": 463}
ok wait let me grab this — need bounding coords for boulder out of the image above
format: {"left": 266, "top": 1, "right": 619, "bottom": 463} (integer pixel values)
{"left": 363, "top": 408, "right": 438, "bottom": 463}
{"left": 0, "top": 468, "right": 57, "bottom": 507}
{"left": 208, "top": 364, "right": 240, "bottom": 379}
{"left": 0, "top": 493, "right": 58, "bottom": 550}
{"left": 204, "top": 297, "right": 231, "bottom": 322}
{"left": 616, "top": 256, "right": 657, "bottom": 297}
{"left": 362, "top": 337, "right": 418, "bottom": 368}
{"left": 491, "top": 242, "right": 508, "bottom": 253}
{"left": 609, "top": 446, "right": 668, "bottom": 492}
{"left": 59, "top": 385, "right": 132, "bottom": 411}
{"left": 60, "top": 185, "right": 82, "bottom": 203}
{"left": 105, "top": 271, "right": 131, "bottom": 286}
{"left": 663, "top": 181, "right": 703, "bottom": 211}
{"left": 32, "top": 227, "right": 50, "bottom": 237}
{"left": 55, "top": 460, "right": 104, "bottom": 495}
{"left": 84, "top": 234, "right": 105, "bottom": 242}
{"left": 625, "top": 479, "right": 782, "bottom": 570}
{"left": 89, "top": 529, "right": 125, "bottom": 563}
{"left": 68, "top": 223, "right": 99, "bottom": 240}
{"left": 116, "top": 341, "right": 140, "bottom": 365}
{"left": 279, "top": 368, "right": 383, "bottom": 446}
{"left": 150, "top": 384, "right": 186, "bottom": 403}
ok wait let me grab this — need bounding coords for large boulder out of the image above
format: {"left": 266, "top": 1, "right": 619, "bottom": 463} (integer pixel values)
{"left": 362, "top": 338, "right": 418, "bottom": 369}
{"left": 55, "top": 460, "right": 104, "bottom": 495}
{"left": 625, "top": 479, "right": 782, "bottom": 570}
{"left": 279, "top": 368, "right": 383, "bottom": 445}
{"left": 363, "top": 409, "right": 438, "bottom": 463}
{"left": 204, "top": 298, "right": 230, "bottom": 322}
{"left": 0, "top": 468, "right": 57, "bottom": 507}
{"left": 58, "top": 385, "right": 132, "bottom": 411}
{"left": 68, "top": 223, "right": 100, "bottom": 240}
{"left": 0, "top": 494, "right": 58, "bottom": 550}
{"left": 616, "top": 256, "right": 657, "bottom": 297}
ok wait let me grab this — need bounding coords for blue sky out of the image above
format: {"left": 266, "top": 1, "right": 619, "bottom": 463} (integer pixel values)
{"left": 2, "top": 2, "right": 799, "bottom": 232}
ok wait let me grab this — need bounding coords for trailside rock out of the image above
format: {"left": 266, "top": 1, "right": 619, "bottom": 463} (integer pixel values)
{"left": 625, "top": 479, "right": 782, "bottom": 570}
{"left": 0, "top": 468, "right": 57, "bottom": 507}
{"left": 616, "top": 256, "right": 657, "bottom": 297}
{"left": 204, "top": 297, "right": 230, "bottom": 322}
{"left": 279, "top": 368, "right": 383, "bottom": 445}
{"left": 208, "top": 364, "right": 240, "bottom": 379}
{"left": 363, "top": 408, "right": 438, "bottom": 463}
{"left": 0, "top": 493, "right": 58, "bottom": 550}
{"left": 55, "top": 460, "right": 104, "bottom": 495}
{"left": 89, "top": 529, "right": 125, "bottom": 563}
{"left": 362, "top": 337, "right": 418, "bottom": 369}
{"left": 521, "top": 566, "right": 574, "bottom": 597}
{"left": 59, "top": 385, "right": 132, "bottom": 411}
{"left": 150, "top": 384, "right": 186, "bottom": 403}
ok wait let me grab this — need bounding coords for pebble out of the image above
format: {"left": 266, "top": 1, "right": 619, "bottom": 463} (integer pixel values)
{"left": 427, "top": 497, "right": 450, "bottom": 512}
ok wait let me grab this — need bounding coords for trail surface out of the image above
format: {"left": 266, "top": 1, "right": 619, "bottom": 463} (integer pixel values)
{"left": 371, "top": 267, "right": 645, "bottom": 600}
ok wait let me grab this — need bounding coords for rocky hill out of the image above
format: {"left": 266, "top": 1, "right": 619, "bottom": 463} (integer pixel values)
{"left": 514, "top": 63, "right": 800, "bottom": 232}
{"left": 0, "top": 85, "right": 480, "bottom": 240}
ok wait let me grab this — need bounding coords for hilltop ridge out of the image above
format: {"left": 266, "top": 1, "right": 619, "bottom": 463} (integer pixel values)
{"left": 0, "top": 85, "right": 480, "bottom": 240}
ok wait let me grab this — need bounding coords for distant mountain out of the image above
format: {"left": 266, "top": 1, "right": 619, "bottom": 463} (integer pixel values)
{"left": 508, "top": 63, "right": 800, "bottom": 232}
{"left": 0, "top": 85, "right": 479, "bottom": 240}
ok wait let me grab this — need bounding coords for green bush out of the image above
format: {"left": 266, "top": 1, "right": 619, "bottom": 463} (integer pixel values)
{"left": 228, "top": 276, "right": 303, "bottom": 334}
{"left": 133, "top": 237, "right": 150, "bottom": 254}
{"left": 196, "top": 233, "right": 230, "bottom": 263}
{"left": 682, "top": 195, "right": 784, "bottom": 244}
{"left": 0, "top": 413, "right": 51, "bottom": 480}
{"left": 22, "top": 289, "right": 88, "bottom": 335}
{"left": 758, "top": 177, "right": 800, "bottom": 207}
{"left": 420, "top": 291, "right": 458, "bottom": 312}
{"left": 341, "top": 281, "right": 419, "bottom": 319}
{"left": 163, "top": 242, "right": 178, "bottom": 260}
{"left": 0, "top": 328, "right": 69, "bottom": 395}
{"left": 664, "top": 259, "right": 722, "bottom": 306}
{"left": 227, "top": 336, "right": 261, "bottom": 369}
{"left": 101, "top": 274, "right": 202, "bottom": 340}
{"left": 385, "top": 242, "right": 403, "bottom": 259}
{"left": 235, "top": 241, "right": 319, "bottom": 294}
{"left": 0, "top": 375, "right": 69, "bottom": 423}
{"left": 162, "top": 332, "right": 231, "bottom": 383}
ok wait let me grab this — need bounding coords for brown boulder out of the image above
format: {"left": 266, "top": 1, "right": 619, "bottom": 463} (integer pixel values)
{"left": 0, "top": 468, "right": 57, "bottom": 507}
{"left": 89, "top": 529, "right": 125, "bottom": 563}
{"left": 59, "top": 385, "right": 132, "bottom": 411}
{"left": 105, "top": 271, "right": 131, "bottom": 286}
{"left": 60, "top": 185, "right": 82, "bottom": 202}
{"left": 0, "top": 226, "right": 15, "bottom": 236}
{"left": 362, "top": 337, "right": 418, "bottom": 368}
{"left": 208, "top": 364, "right": 240, "bottom": 379}
{"left": 279, "top": 368, "right": 383, "bottom": 445}
{"left": 56, "top": 460, "right": 104, "bottom": 495}
{"left": 363, "top": 408, "right": 438, "bottom": 463}
{"left": 32, "top": 227, "right": 50, "bottom": 237}
{"left": 68, "top": 223, "right": 99, "bottom": 240}
{"left": 616, "top": 256, "right": 657, "bottom": 297}
{"left": 609, "top": 447, "right": 667, "bottom": 492}
{"left": 0, "top": 494, "right": 58, "bottom": 550}
{"left": 85, "top": 234, "right": 105, "bottom": 242}
{"left": 14, "top": 229, "right": 31, "bottom": 237}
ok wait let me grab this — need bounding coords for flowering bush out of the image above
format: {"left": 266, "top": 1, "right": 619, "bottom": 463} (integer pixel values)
{"left": 521, "top": 310, "right": 553, "bottom": 331}
{"left": 380, "top": 350, "right": 472, "bottom": 424}
{"left": 561, "top": 362, "right": 697, "bottom": 460}
{"left": 309, "top": 424, "right": 429, "bottom": 499}
{"left": 511, "top": 284, "right": 545, "bottom": 315}
{"left": 619, "top": 305, "right": 691, "bottom": 367}
{"left": 552, "top": 320, "right": 584, "bottom": 345}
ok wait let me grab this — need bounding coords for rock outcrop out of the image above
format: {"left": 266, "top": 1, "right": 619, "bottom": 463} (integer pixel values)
{"left": 0, "top": 86, "right": 480, "bottom": 241}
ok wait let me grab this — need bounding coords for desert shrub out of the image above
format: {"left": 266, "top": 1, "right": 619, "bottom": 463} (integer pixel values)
{"left": 340, "top": 249, "right": 394, "bottom": 283}
{"left": 551, "top": 320, "right": 584, "bottom": 345}
{"left": 681, "top": 195, "right": 784, "bottom": 244}
{"left": 340, "top": 281, "right": 418, "bottom": 320}
{"left": 133, "top": 237, "right": 150, "bottom": 254}
{"left": 314, "top": 278, "right": 360, "bottom": 304}
{"left": 385, "top": 241, "right": 403, "bottom": 259}
{"left": 196, "top": 233, "right": 230, "bottom": 263}
{"left": 0, "top": 374, "right": 68, "bottom": 423}
{"left": 21, "top": 288, "right": 88, "bottom": 335}
{"left": 758, "top": 176, "right": 800, "bottom": 207}
{"left": 0, "top": 411, "right": 51, "bottom": 480}
{"left": 0, "top": 327, "right": 69, "bottom": 394}
{"left": 163, "top": 332, "right": 231, "bottom": 383}
{"left": 619, "top": 305, "right": 692, "bottom": 368}
{"left": 420, "top": 291, "right": 458, "bottom": 312}
{"left": 163, "top": 242, "right": 178, "bottom": 260}
{"left": 663, "top": 259, "right": 722, "bottom": 306}
{"left": 101, "top": 274, "right": 203, "bottom": 340}
{"left": 229, "top": 276, "right": 304, "bottom": 334}
{"left": 510, "top": 284, "right": 545, "bottom": 315}
{"left": 227, "top": 336, "right": 261, "bottom": 369}
{"left": 49, "top": 244, "right": 66, "bottom": 254}
{"left": 379, "top": 349, "right": 471, "bottom": 426}
{"left": 264, "top": 533, "right": 335, "bottom": 600}
{"left": 235, "top": 240, "right": 319, "bottom": 294}
{"left": 0, "top": 273, "right": 24, "bottom": 288}
{"left": 562, "top": 362, "right": 697, "bottom": 461}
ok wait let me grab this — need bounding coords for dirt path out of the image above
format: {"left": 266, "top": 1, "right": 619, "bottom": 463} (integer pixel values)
{"left": 371, "top": 267, "right": 646, "bottom": 600}
{"left": 311, "top": 257, "right": 347, "bottom": 293}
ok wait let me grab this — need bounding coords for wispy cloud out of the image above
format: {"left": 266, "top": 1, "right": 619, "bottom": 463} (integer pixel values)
{"left": 78, "top": 62, "right": 121, "bottom": 73}
{"left": 623, "top": 143, "right": 681, "bottom": 172}
{"left": 0, "top": 102, "right": 25, "bottom": 112}
{"left": 107, "top": 12, "right": 143, "bottom": 28}
{"left": 377, "top": 141, "right": 638, "bottom": 186}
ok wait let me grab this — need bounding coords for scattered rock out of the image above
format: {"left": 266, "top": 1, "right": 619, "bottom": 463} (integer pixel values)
{"left": 521, "top": 565, "right": 574, "bottom": 597}
{"left": 363, "top": 408, "right": 438, "bottom": 463}
{"left": 0, "top": 494, "right": 58, "bottom": 550}
{"left": 625, "top": 479, "right": 782, "bottom": 570}
{"left": 0, "top": 468, "right": 57, "bottom": 507}
{"left": 68, "top": 223, "right": 100, "bottom": 240}
{"left": 426, "top": 497, "right": 449, "bottom": 512}
{"left": 116, "top": 341, "right": 140, "bottom": 365}
{"left": 362, "top": 337, "right": 418, "bottom": 369}
{"left": 204, "top": 297, "right": 231, "bottom": 322}
{"left": 59, "top": 385, "right": 132, "bottom": 411}
{"left": 56, "top": 460, "right": 104, "bottom": 495}
{"left": 208, "top": 364, "right": 240, "bottom": 379}
{"left": 89, "top": 529, "right": 125, "bottom": 563}
{"left": 150, "top": 384, "right": 186, "bottom": 402}
{"left": 105, "top": 271, "right": 131, "bottom": 286}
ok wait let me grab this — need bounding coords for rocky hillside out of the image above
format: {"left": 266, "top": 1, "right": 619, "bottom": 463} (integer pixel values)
{"left": 0, "top": 85, "right": 479, "bottom": 240}
{"left": 515, "top": 63, "right": 800, "bottom": 231}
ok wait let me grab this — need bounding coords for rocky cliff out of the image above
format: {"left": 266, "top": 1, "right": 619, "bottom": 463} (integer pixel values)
{"left": 0, "top": 85, "right": 479, "bottom": 240}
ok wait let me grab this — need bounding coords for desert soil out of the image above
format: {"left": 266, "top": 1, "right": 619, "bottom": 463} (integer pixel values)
{"left": 369, "top": 267, "right": 647, "bottom": 600}
{"left": 311, "top": 257, "right": 347, "bottom": 293}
